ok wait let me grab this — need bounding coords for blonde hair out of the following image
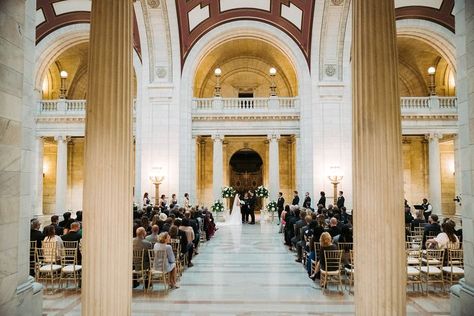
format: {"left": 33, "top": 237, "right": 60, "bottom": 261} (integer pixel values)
{"left": 158, "top": 232, "right": 169, "bottom": 244}
{"left": 320, "top": 232, "right": 332, "bottom": 247}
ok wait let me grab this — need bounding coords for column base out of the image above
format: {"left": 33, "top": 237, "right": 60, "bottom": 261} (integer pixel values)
{"left": 450, "top": 279, "right": 474, "bottom": 316}
{"left": 0, "top": 276, "right": 43, "bottom": 315}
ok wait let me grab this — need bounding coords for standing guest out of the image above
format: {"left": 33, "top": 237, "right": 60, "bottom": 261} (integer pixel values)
{"left": 318, "top": 191, "right": 326, "bottom": 209}
{"left": 340, "top": 207, "right": 349, "bottom": 224}
{"left": 303, "top": 192, "right": 312, "bottom": 209}
{"left": 153, "top": 232, "right": 179, "bottom": 289}
{"left": 292, "top": 191, "right": 300, "bottom": 206}
{"left": 133, "top": 227, "right": 152, "bottom": 288}
{"left": 411, "top": 210, "right": 425, "bottom": 231}
{"left": 277, "top": 192, "right": 285, "bottom": 223}
{"left": 146, "top": 225, "right": 160, "bottom": 243}
{"left": 44, "top": 215, "right": 64, "bottom": 236}
{"left": 421, "top": 198, "right": 433, "bottom": 222}
{"left": 59, "top": 212, "right": 74, "bottom": 231}
{"left": 170, "top": 194, "right": 178, "bottom": 208}
{"left": 143, "top": 192, "right": 151, "bottom": 206}
{"left": 43, "top": 225, "right": 64, "bottom": 262}
{"left": 336, "top": 191, "right": 345, "bottom": 209}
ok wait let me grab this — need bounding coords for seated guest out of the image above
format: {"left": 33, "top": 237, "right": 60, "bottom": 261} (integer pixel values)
{"left": 153, "top": 232, "right": 178, "bottom": 289}
{"left": 75, "top": 211, "right": 83, "bottom": 223}
{"left": 422, "top": 214, "right": 441, "bottom": 248}
{"left": 146, "top": 225, "right": 160, "bottom": 243}
{"left": 30, "top": 219, "right": 44, "bottom": 248}
{"left": 295, "top": 214, "right": 312, "bottom": 262}
{"left": 179, "top": 218, "right": 195, "bottom": 267}
{"left": 334, "top": 224, "right": 353, "bottom": 244}
{"left": 62, "top": 221, "right": 82, "bottom": 263}
{"left": 327, "top": 217, "right": 341, "bottom": 238}
{"left": 285, "top": 207, "right": 300, "bottom": 246}
{"left": 411, "top": 210, "right": 425, "bottom": 231}
{"left": 44, "top": 215, "right": 64, "bottom": 236}
{"left": 151, "top": 214, "right": 160, "bottom": 227}
{"left": 133, "top": 227, "right": 152, "bottom": 288}
{"left": 404, "top": 204, "right": 414, "bottom": 225}
{"left": 455, "top": 219, "right": 463, "bottom": 243}
{"left": 162, "top": 217, "right": 173, "bottom": 232}
{"left": 306, "top": 235, "right": 316, "bottom": 276}
{"left": 42, "top": 225, "right": 64, "bottom": 262}
{"left": 141, "top": 216, "right": 151, "bottom": 234}
{"left": 59, "top": 212, "right": 74, "bottom": 231}
{"left": 187, "top": 211, "right": 200, "bottom": 254}
{"left": 310, "top": 232, "right": 337, "bottom": 280}
{"left": 426, "top": 219, "right": 460, "bottom": 250}
{"left": 292, "top": 210, "right": 307, "bottom": 252}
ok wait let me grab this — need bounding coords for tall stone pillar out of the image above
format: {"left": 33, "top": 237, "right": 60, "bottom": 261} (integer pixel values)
{"left": 268, "top": 133, "right": 280, "bottom": 201}
{"left": 352, "top": 0, "right": 406, "bottom": 314}
{"left": 189, "top": 135, "right": 197, "bottom": 204}
{"left": 82, "top": 0, "right": 133, "bottom": 314}
{"left": 427, "top": 133, "right": 442, "bottom": 214}
{"left": 34, "top": 137, "right": 44, "bottom": 215}
{"left": 54, "top": 135, "right": 68, "bottom": 213}
{"left": 294, "top": 134, "right": 302, "bottom": 195}
{"left": 451, "top": 0, "right": 474, "bottom": 313}
{"left": 212, "top": 134, "right": 223, "bottom": 200}
{"left": 453, "top": 135, "right": 461, "bottom": 215}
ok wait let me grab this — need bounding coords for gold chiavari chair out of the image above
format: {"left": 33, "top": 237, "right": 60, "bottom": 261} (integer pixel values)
{"left": 442, "top": 249, "right": 464, "bottom": 286}
{"left": 320, "top": 250, "right": 343, "bottom": 294}
{"left": 406, "top": 248, "right": 423, "bottom": 292}
{"left": 413, "top": 226, "right": 425, "bottom": 236}
{"left": 30, "top": 241, "right": 38, "bottom": 278}
{"left": 36, "top": 247, "right": 62, "bottom": 293}
{"left": 63, "top": 241, "right": 79, "bottom": 249}
{"left": 60, "top": 248, "right": 82, "bottom": 290}
{"left": 170, "top": 238, "right": 183, "bottom": 276}
{"left": 147, "top": 249, "right": 169, "bottom": 291}
{"left": 311, "top": 242, "right": 322, "bottom": 276}
{"left": 344, "top": 250, "right": 355, "bottom": 294}
{"left": 132, "top": 249, "right": 146, "bottom": 291}
{"left": 420, "top": 249, "right": 445, "bottom": 294}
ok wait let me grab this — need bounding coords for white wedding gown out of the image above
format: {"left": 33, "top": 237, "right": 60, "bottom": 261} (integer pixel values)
{"left": 225, "top": 194, "right": 242, "bottom": 226}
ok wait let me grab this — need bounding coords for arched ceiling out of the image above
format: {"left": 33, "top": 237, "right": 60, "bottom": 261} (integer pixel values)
{"left": 194, "top": 38, "right": 298, "bottom": 98}
{"left": 397, "top": 36, "right": 455, "bottom": 97}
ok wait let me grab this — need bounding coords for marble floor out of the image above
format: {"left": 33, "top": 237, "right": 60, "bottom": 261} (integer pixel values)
{"left": 43, "top": 220, "right": 450, "bottom": 315}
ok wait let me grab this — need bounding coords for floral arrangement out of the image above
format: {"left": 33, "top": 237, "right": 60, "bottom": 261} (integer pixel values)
{"left": 211, "top": 200, "right": 225, "bottom": 212}
{"left": 266, "top": 201, "right": 278, "bottom": 212}
{"left": 255, "top": 185, "right": 269, "bottom": 198}
{"left": 221, "top": 186, "right": 236, "bottom": 198}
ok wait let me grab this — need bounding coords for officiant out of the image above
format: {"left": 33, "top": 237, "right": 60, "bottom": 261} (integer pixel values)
{"left": 241, "top": 192, "right": 249, "bottom": 223}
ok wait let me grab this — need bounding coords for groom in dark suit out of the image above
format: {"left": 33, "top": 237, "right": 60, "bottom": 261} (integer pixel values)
{"left": 248, "top": 190, "right": 256, "bottom": 224}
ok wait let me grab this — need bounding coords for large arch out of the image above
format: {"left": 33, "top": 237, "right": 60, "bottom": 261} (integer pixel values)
{"left": 179, "top": 20, "right": 314, "bottom": 198}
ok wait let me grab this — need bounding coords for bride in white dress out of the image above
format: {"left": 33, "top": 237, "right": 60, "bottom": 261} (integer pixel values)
{"left": 225, "top": 194, "right": 242, "bottom": 226}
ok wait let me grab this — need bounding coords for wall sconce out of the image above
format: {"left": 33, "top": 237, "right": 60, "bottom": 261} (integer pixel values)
{"left": 269, "top": 67, "right": 277, "bottom": 96}
{"left": 328, "top": 165, "right": 343, "bottom": 205}
{"left": 59, "top": 70, "right": 68, "bottom": 99}
{"left": 149, "top": 167, "right": 165, "bottom": 205}
{"left": 214, "top": 67, "right": 222, "bottom": 97}
{"left": 427, "top": 66, "right": 436, "bottom": 96}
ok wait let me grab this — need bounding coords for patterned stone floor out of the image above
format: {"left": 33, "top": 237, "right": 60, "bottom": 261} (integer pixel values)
{"left": 43, "top": 220, "right": 451, "bottom": 315}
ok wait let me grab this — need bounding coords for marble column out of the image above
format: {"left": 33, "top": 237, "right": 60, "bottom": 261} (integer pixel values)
{"left": 212, "top": 134, "right": 223, "bottom": 200}
{"left": 34, "top": 137, "right": 44, "bottom": 215}
{"left": 451, "top": 0, "right": 474, "bottom": 313}
{"left": 82, "top": 0, "right": 133, "bottom": 314}
{"left": 427, "top": 133, "right": 442, "bottom": 214}
{"left": 189, "top": 135, "right": 197, "bottom": 204}
{"left": 453, "top": 135, "right": 461, "bottom": 215}
{"left": 268, "top": 133, "right": 280, "bottom": 201}
{"left": 294, "top": 134, "right": 302, "bottom": 195}
{"left": 54, "top": 135, "right": 68, "bottom": 213}
{"left": 352, "top": 0, "right": 406, "bottom": 314}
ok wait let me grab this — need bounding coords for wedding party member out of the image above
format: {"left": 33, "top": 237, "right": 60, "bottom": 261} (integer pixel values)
{"left": 336, "top": 191, "right": 345, "bottom": 209}
{"left": 184, "top": 193, "right": 190, "bottom": 209}
{"left": 248, "top": 191, "right": 257, "bottom": 224}
{"left": 303, "top": 192, "right": 312, "bottom": 209}
{"left": 241, "top": 192, "right": 249, "bottom": 223}
{"left": 143, "top": 192, "right": 151, "bottom": 206}
{"left": 170, "top": 194, "right": 178, "bottom": 208}
{"left": 277, "top": 192, "right": 285, "bottom": 224}
{"left": 154, "top": 232, "right": 179, "bottom": 289}
{"left": 292, "top": 191, "right": 300, "bottom": 206}
{"left": 317, "top": 191, "right": 326, "bottom": 209}
{"left": 421, "top": 198, "right": 433, "bottom": 222}
{"left": 159, "top": 194, "right": 167, "bottom": 210}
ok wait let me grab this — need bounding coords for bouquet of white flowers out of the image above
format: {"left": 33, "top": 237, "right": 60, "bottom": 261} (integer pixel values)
{"left": 266, "top": 201, "right": 278, "bottom": 212}
{"left": 221, "top": 186, "right": 236, "bottom": 198}
{"left": 255, "top": 185, "right": 269, "bottom": 198}
{"left": 211, "top": 200, "right": 225, "bottom": 212}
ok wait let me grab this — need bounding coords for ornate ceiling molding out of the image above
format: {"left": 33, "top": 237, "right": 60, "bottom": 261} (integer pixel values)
{"left": 175, "top": 0, "right": 316, "bottom": 67}
{"left": 395, "top": 0, "right": 455, "bottom": 33}
{"left": 36, "top": 0, "right": 142, "bottom": 59}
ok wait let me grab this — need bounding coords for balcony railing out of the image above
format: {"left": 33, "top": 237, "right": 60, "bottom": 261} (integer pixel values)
{"left": 37, "top": 99, "right": 136, "bottom": 116}
{"left": 192, "top": 97, "right": 299, "bottom": 112}
{"left": 400, "top": 96, "right": 457, "bottom": 114}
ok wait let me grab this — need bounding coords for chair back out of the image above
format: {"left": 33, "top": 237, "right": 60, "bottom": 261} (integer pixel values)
{"left": 132, "top": 249, "right": 144, "bottom": 272}
{"left": 63, "top": 241, "right": 79, "bottom": 249}
{"left": 425, "top": 249, "right": 444, "bottom": 268}
{"left": 337, "top": 242, "right": 353, "bottom": 252}
{"left": 323, "top": 250, "right": 343, "bottom": 271}
{"left": 170, "top": 239, "right": 181, "bottom": 255}
{"left": 447, "top": 249, "right": 463, "bottom": 268}
{"left": 36, "top": 248, "right": 57, "bottom": 267}
{"left": 314, "top": 242, "right": 321, "bottom": 253}
{"left": 41, "top": 241, "right": 58, "bottom": 263}
{"left": 406, "top": 248, "right": 421, "bottom": 267}
{"left": 60, "top": 248, "right": 78, "bottom": 266}
{"left": 150, "top": 249, "right": 167, "bottom": 273}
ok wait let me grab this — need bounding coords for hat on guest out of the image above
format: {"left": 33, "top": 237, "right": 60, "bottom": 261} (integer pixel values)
{"left": 159, "top": 213, "right": 168, "bottom": 221}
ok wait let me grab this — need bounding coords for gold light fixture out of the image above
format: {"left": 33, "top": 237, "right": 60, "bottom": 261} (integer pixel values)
{"left": 269, "top": 67, "right": 277, "bottom": 96}
{"left": 428, "top": 66, "right": 436, "bottom": 96}
{"left": 328, "top": 166, "right": 343, "bottom": 205}
{"left": 59, "top": 70, "right": 68, "bottom": 99}
{"left": 214, "top": 67, "right": 222, "bottom": 97}
{"left": 149, "top": 167, "right": 165, "bottom": 206}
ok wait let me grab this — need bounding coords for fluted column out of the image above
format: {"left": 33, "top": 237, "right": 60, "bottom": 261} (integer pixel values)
{"left": 34, "top": 136, "right": 44, "bottom": 215}
{"left": 294, "top": 134, "right": 302, "bottom": 194}
{"left": 427, "top": 133, "right": 443, "bottom": 214}
{"left": 212, "top": 134, "right": 223, "bottom": 200}
{"left": 190, "top": 135, "right": 197, "bottom": 204}
{"left": 54, "top": 135, "right": 68, "bottom": 212}
{"left": 268, "top": 133, "right": 280, "bottom": 201}
{"left": 82, "top": 0, "right": 133, "bottom": 315}
{"left": 352, "top": 0, "right": 406, "bottom": 314}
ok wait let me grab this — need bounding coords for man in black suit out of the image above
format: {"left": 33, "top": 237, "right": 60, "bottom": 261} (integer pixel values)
{"left": 292, "top": 211, "right": 307, "bottom": 262}
{"left": 303, "top": 192, "right": 311, "bottom": 209}
{"left": 277, "top": 192, "right": 285, "bottom": 225}
{"left": 292, "top": 191, "right": 300, "bottom": 206}
{"left": 242, "top": 192, "right": 250, "bottom": 223}
{"left": 59, "top": 212, "right": 74, "bottom": 231}
{"left": 336, "top": 191, "right": 345, "bottom": 209}
{"left": 318, "top": 191, "right": 326, "bottom": 209}
{"left": 62, "top": 221, "right": 83, "bottom": 263}
{"left": 30, "top": 219, "right": 43, "bottom": 276}
{"left": 422, "top": 214, "right": 441, "bottom": 248}
{"left": 43, "top": 215, "right": 64, "bottom": 236}
{"left": 248, "top": 191, "right": 256, "bottom": 224}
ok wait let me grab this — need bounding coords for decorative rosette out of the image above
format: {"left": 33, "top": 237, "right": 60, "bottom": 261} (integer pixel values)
{"left": 221, "top": 186, "right": 236, "bottom": 198}
{"left": 211, "top": 200, "right": 225, "bottom": 212}
{"left": 255, "top": 185, "right": 269, "bottom": 198}
{"left": 266, "top": 201, "right": 278, "bottom": 212}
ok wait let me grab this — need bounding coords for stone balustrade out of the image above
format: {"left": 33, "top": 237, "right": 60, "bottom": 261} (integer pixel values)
{"left": 192, "top": 96, "right": 299, "bottom": 112}
{"left": 400, "top": 96, "right": 457, "bottom": 114}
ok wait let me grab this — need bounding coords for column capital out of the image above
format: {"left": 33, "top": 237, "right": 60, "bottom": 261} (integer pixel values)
{"left": 267, "top": 133, "right": 281, "bottom": 141}
{"left": 425, "top": 133, "right": 443, "bottom": 140}
{"left": 211, "top": 134, "right": 224, "bottom": 142}
{"left": 54, "top": 135, "right": 71, "bottom": 142}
